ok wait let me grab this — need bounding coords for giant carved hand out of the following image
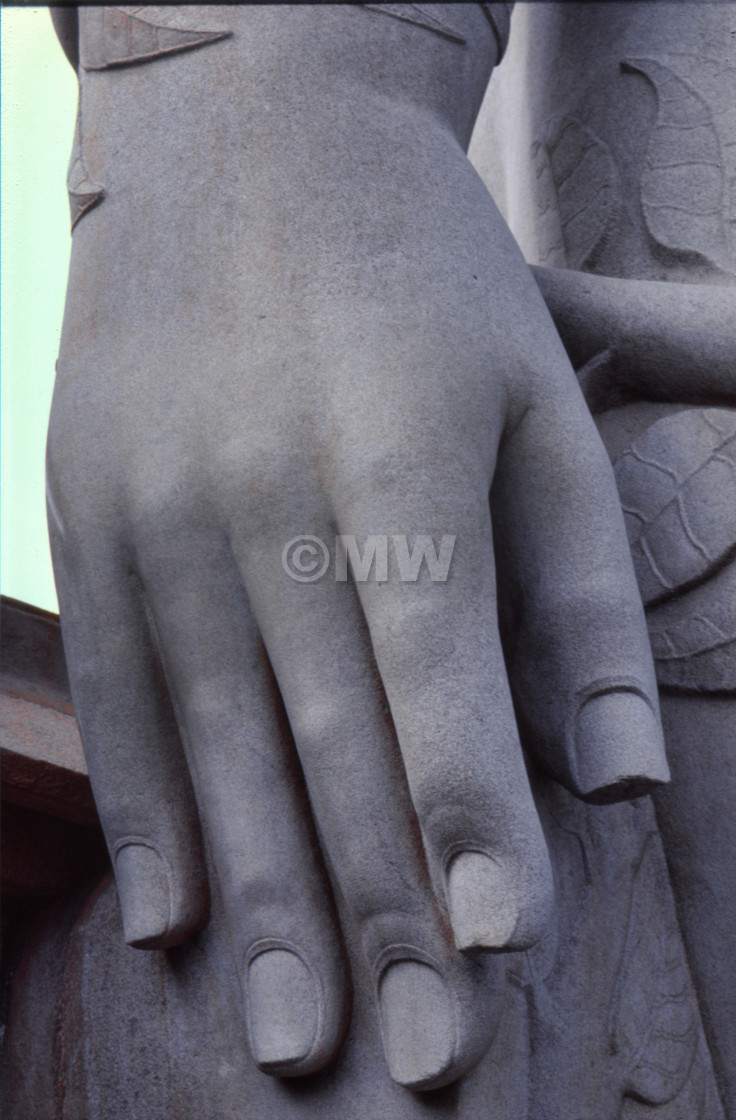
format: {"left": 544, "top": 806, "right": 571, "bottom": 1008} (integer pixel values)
{"left": 46, "top": 2, "right": 669, "bottom": 1092}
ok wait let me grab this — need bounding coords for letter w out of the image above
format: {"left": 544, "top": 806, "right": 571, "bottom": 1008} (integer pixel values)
{"left": 392, "top": 535, "right": 455, "bottom": 582}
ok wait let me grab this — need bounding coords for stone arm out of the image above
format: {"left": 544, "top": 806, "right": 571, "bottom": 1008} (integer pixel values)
{"left": 533, "top": 267, "right": 736, "bottom": 411}
{"left": 45, "top": 1, "right": 671, "bottom": 1097}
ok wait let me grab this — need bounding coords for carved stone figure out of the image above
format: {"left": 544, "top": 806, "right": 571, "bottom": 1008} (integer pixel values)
{"left": 473, "top": 4, "right": 736, "bottom": 1109}
{"left": 2, "top": 4, "right": 733, "bottom": 1118}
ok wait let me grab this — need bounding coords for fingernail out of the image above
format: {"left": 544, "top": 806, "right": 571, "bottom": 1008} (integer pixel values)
{"left": 446, "top": 851, "right": 518, "bottom": 950}
{"left": 246, "top": 949, "right": 319, "bottom": 1073}
{"left": 574, "top": 691, "right": 670, "bottom": 803}
{"left": 115, "top": 843, "right": 170, "bottom": 948}
{"left": 379, "top": 960, "right": 455, "bottom": 1089}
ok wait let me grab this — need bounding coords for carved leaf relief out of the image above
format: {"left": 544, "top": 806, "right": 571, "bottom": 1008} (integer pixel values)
{"left": 610, "top": 836, "right": 698, "bottom": 1107}
{"left": 622, "top": 58, "right": 732, "bottom": 272}
{"left": 361, "top": 4, "right": 467, "bottom": 44}
{"left": 613, "top": 409, "right": 736, "bottom": 606}
{"left": 80, "top": 7, "right": 231, "bottom": 72}
{"left": 647, "top": 558, "right": 736, "bottom": 693}
{"left": 67, "top": 114, "right": 105, "bottom": 230}
{"left": 531, "top": 116, "right": 621, "bottom": 271}
{"left": 529, "top": 140, "right": 567, "bottom": 268}
{"left": 637, "top": 52, "right": 736, "bottom": 270}
{"left": 618, "top": 1038, "right": 724, "bottom": 1119}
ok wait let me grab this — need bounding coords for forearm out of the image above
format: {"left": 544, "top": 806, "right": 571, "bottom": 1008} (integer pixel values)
{"left": 533, "top": 266, "right": 736, "bottom": 406}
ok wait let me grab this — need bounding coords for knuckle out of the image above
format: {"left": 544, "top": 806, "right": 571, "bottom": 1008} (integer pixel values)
{"left": 127, "top": 462, "right": 199, "bottom": 546}
{"left": 213, "top": 436, "right": 309, "bottom": 533}
{"left": 289, "top": 698, "right": 345, "bottom": 759}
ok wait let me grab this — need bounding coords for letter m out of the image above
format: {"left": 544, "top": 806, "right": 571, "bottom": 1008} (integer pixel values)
{"left": 335, "top": 535, "right": 388, "bottom": 582}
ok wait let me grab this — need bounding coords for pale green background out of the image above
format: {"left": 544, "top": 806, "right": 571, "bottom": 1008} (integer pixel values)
{"left": 2, "top": 8, "right": 78, "bottom": 612}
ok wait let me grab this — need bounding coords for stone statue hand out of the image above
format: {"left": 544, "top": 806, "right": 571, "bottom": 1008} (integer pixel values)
{"left": 46, "top": 251, "right": 670, "bottom": 1091}
{"left": 46, "top": 2, "right": 670, "bottom": 1093}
